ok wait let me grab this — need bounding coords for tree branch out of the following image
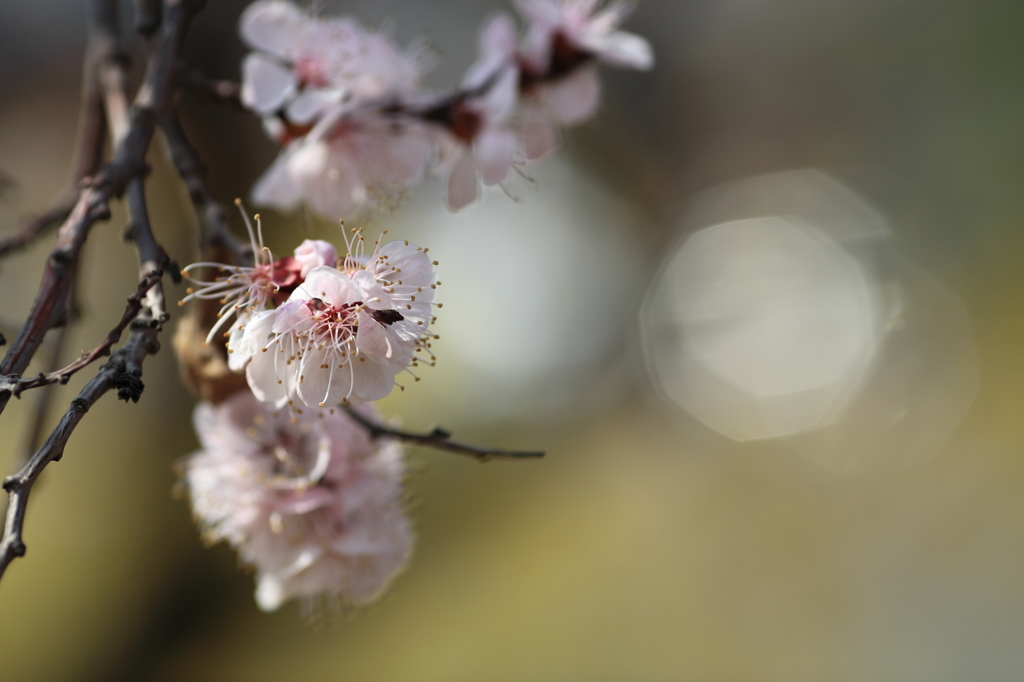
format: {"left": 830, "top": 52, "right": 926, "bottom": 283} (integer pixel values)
{"left": 0, "top": 3, "right": 110, "bottom": 259}
{"left": 0, "top": 0, "right": 200, "bottom": 420}
{"left": 178, "top": 64, "right": 243, "bottom": 110}
{"left": 159, "top": 110, "right": 250, "bottom": 265}
{"left": 0, "top": 272, "right": 164, "bottom": 397}
{"left": 343, "top": 406, "right": 545, "bottom": 463}
{"left": 0, "top": 326, "right": 158, "bottom": 581}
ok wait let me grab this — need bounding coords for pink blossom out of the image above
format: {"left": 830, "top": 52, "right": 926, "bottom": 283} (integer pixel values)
{"left": 184, "top": 391, "right": 411, "bottom": 611}
{"left": 239, "top": 0, "right": 424, "bottom": 121}
{"left": 180, "top": 209, "right": 339, "bottom": 372}
{"left": 243, "top": 235, "right": 438, "bottom": 408}
{"left": 439, "top": 14, "right": 521, "bottom": 211}
{"left": 251, "top": 112, "right": 435, "bottom": 219}
{"left": 293, "top": 239, "right": 337, "bottom": 278}
{"left": 511, "top": 0, "right": 653, "bottom": 159}
{"left": 514, "top": 0, "right": 654, "bottom": 73}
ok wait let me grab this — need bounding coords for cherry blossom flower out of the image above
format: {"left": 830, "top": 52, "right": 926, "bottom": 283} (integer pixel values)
{"left": 512, "top": 0, "right": 653, "bottom": 159}
{"left": 438, "top": 14, "right": 521, "bottom": 210}
{"left": 180, "top": 206, "right": 337, "bottom": 371}
{"left": 183, "top": 390, "right": 411, "bottom": 611}
{"left": 239, "top": 0, "right": 424, "bottom": 124}
{"left": 514, "top": 0, "right": 654, "bottom": 73}
{"left": 239, "top": 0, "right": 435, "bottom": 219}
{"left": 251, "top": 112, "right": 435, "bottom": 219}
{"left": 243, "top": 232, "right": 439, "bottom": 408}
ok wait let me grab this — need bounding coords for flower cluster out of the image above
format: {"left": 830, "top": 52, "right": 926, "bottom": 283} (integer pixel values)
{"left": 179, "top": 207, "right": 437, "bottom": 611}
{"left": 240, "top": 0, "right": 653, "bottom": 216}
{"left": 183, "top": 391, "right": 411, "bottom": 611}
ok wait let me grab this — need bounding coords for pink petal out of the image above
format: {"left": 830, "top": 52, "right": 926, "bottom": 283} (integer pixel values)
{"left": 463, "top": 13, "right": 519, "bottom": 90}
{"left": 446, "top": 151, "right": 479, "bottom": 211}
{"left": 477, "top": 66, "right": 519, "bottom": 123}
{"left": 241, "top": 53, "right": 298, "bottom": 114}
{"left": 547, "top": 66, "right": 601, "bottom": 124}
{"left": 475, "top": 129, "right": 517, "bottom": 186}
{"left": 520, "top": 103, "right": 560, "bottom": 160}
{"left": 293, "top": 239, "right": 337, "bottom": 277}
{"left": 511, "top": 0, "right": 562, "bottom": 25}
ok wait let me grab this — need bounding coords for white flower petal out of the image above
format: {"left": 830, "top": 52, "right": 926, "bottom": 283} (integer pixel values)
{"left": 239, "top": 0, "right": 305, "bottom": 57}
{"left": 300, "top": 266, "right": 363, "bottom": 307}
{"left": 286, "top": 88, "right": 343, "bottom": 125}
{"left": 297, "top": 348, "right": 355, "bottom": 407}
{"left": 351, "top": 353, "right": 395, "bottom": 402}
{"left": 251, "top": 147, "right": 304, "bottom": 212}
{"left": 241, "top": 53, "right": 298, "bottom": 114}
{"left": 246, "top": 342, "right": 289, "bottom": 408}
{"left": 582, "top": 30, "right": 654, "bottom": 70}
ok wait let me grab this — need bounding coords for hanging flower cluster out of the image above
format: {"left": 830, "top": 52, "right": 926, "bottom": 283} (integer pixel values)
{"left": 183, "top": 391, "right": 411, "bottom": 611}
{"left": 240, "top": 0, "right": 654, "bottom": 215}
{"left": 178, "top": 205, "right": 437, "bottom": 611}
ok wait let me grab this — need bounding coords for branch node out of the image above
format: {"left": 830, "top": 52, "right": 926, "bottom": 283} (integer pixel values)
{"left": 70, "top": 397, "right": 90, "bottom": 413}
{"left": 115, "top": 372, "right": 144, "bottom": 403}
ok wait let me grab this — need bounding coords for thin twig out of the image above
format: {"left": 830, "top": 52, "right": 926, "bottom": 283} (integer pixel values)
{"left": 15, "top": 315, "right": 74, "bottom": 468}
{"left": 0, "top": 326, "right": 158, "bottom": 580}
{"left": 0, "top": 272, "right": 164, "bottom": 397}
{"left": 0, "top": 5, "right": 110, "bottom": 259}
{"left": 159, "top": 109, "right": 250, "bottom": 264}
{"left": 178, "top": 64, "right": 243, "bottom": 110}
{"left": 343, "top": 405, "right": 545, "bottom": 463}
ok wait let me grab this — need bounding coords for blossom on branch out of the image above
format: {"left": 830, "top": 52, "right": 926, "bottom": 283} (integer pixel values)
{"left": 439, "top": 14, "right": 521, "bottom": 210}
{"left": 179, "top": 205, "right": 337, "bottom": 371}
{"left": 252, "top": 113, "right": 435, "bottom": 219}
{"left": 240, "top": 0, "right": 434, "bottom": 218}
{"left": 184, "top": 391, "right": 411, "bottom": 611}
{"left": 513, "top": 0, "right": 654, "bottom": 159}
{"left": 244, "top": 232, "right": 439, "bottom": 408}
{"left": 236, "top": 0, "right": 654, "bottom": 214}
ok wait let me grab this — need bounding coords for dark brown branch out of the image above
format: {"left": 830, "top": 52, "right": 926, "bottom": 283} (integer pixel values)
{"left": 99, "top": 4, "right": 179, "bottom": 334}
{"left": 0, "top": 272, "right": 164, "bottom": 397}
{"left": 159, "top": 110, "right": 250, "bottom": 264}
{"left": 14, "top": 311, "right": 75, "bottom": 471}
{"left": 178, "top": 64, "right": 243, "bottom": 110}
{"left": 134, "top": 0, "right": 162, "bottom": 37}
{"left": 0, "top": 0, "right": 199, "bottom": 420}
{"left": 0, "top": 326, "right": 159, "bottom": 580}
{"left": 343, "top": 405, "right": 545, "bottom": 463}
{"left": 0, "top": 6, "right": 110, "bottom": 259}
{"left": 0, "top": 196, "right": 81, "bottom": 259}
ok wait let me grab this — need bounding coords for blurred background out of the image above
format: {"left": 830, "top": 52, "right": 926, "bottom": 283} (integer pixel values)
{"left": 1, "top": 0, "right": 1023, "bottom": 679}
